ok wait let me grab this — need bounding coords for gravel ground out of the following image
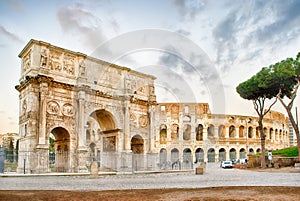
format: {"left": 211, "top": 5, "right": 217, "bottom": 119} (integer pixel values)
{"left": 1, "top": 163, "right": 299, "bottom": 191}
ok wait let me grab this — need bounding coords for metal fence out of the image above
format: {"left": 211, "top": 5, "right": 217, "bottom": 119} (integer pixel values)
{"left": 0, "top": 149, "right": 196, "bottom": 174}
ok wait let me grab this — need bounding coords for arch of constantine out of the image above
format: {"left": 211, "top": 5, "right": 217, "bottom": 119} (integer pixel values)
{"left": 15, "top": 40, "right": 289, "bottom": 173}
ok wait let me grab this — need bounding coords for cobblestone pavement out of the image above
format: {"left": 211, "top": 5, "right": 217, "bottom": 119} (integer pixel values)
{"left": 1, "top": 163, "right": 299, "bottom": 191}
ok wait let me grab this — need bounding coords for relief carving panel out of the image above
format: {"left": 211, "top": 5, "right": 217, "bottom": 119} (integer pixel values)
{"left": 63, "top": 54, "right": 75, "bottom": 75}
{"left": 139, "top": 115, "right": 148, "bottom": 128}
{"left": 49, "top": 50, "right": 62, "bottom": 72}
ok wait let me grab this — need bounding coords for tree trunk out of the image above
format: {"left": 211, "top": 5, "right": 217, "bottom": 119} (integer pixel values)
{"left": 278, "top": 97, "right": 300, "bottom": 162}
{"left": 258, "top": 117, "right": 266, "bottom": 168}
{"left": 286, "top": 110, "right": 300, "bottom": 161}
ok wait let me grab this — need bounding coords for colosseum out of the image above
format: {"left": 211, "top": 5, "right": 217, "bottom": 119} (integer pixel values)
{"left": 15, "top": 39, "right": 289, "bottom": 173}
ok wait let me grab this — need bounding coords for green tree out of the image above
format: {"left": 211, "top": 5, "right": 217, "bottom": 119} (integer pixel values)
{"left": 236, "top": 67, "right": 278, "bottom": 168}
{"left": 49, "top": 137, "right": 55, "bottom": 152}
{"left": 8, "top": 138, "right": 14, "bottom": 162}
{"left": 269, "top": 54, "right": 300, "bottom": 161}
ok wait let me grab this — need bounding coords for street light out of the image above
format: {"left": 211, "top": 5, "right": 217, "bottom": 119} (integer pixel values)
{"left": 245, "top": 118, "right": 252, "bottom": 157}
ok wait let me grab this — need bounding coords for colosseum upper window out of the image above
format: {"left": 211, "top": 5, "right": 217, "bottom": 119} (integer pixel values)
{"left": 183, "top": 124, "right": 191, "bottom": 140}
{"left": 160, "top": 124, "right": 167, "bottom": 144}
{"left": 218, "top": 125, "right": 226, "bottom": 138}
{"left": 171, "top": 124, "right": 179, "bottom": 140}
{"left": 196, "top": 124, "right": 203, "bottom": 141}
{"left": 207, "top": 124, "right": 214, "bottom": 137}
{"left": 229, "top": 125, "right": 236, "bottom": 138}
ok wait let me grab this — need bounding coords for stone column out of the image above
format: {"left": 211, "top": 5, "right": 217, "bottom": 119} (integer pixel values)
{"left": 178, "top": 113, "right": 183, "bottom": 142}
{"left": 253, "top": 128, "right": 257, "bottom": 139}
{"left": 226, "top": 148, "right": 230, "bottom": 161}
{"left": 225, "top": 127, "right": 230, "bottom": 138}
{"left": 202, "top": 124, "right": 208, "bottom": 141}
{"left": 78, "top": 90, "right": 86, "bottom": 149}
{"left": 37, "top": 81, "right": 48, "bottom": 147}
{"left": 214, "top": 126, "right": 218, "bottom": 138}
{"left": 124, "top": 97, "right": 131, "bottom": 151}
{"left": 77, "top": 90, "right": 89, "bottom": 172}
{"left": 148, "top": 105, "right": 155, "bottom": 152}
{"left": 191, "top": 115, "right": 196, "bottom": 141}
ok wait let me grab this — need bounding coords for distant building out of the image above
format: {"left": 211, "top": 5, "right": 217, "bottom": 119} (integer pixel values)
{"left": 288, "top": 120, "right": 297, "bottom": 146}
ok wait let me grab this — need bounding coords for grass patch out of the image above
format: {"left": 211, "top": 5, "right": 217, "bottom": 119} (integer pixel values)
{"left": 5, "top": 162, "right": 18, "bottom": 172}
{"left": 253, "top": 146, "right": 298, "bottom": 157}
{"left": 272, "top": 146, "right": 298, "bottom": 157}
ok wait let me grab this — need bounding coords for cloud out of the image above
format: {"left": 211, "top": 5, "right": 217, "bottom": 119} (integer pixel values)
{"left": 56, "top": 5, "right": 106, "bottom": 48}
{"left": 158, "top": 46, "right": 220, "bottom": 82}
{"left": 109, "top": 18, "right": 120, "bottom": 33}
{"left": 172, "top": 0, "right": 206, "bottom": 21}
{"left": 251, "top": 1, "right": 300, "bottom": 43}
{"left": 0, "top": 25, "right": 23, "bottom": 44}
{"left": 212, "top": 1, "right": 300, "bottom": 75}
{"left": 212, "top": 10, "right": 239, "bottom": 73}
{"left": 176, "top": 29, "right": 190, "bottom": 36}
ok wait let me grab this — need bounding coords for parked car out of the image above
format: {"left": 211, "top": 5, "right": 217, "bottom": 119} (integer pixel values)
{"left": 221, "top": 160, "right": 233, "bottom": 168}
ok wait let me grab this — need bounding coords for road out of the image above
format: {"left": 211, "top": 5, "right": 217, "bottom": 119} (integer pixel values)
{"left": 1, "top": 163, "right": 299, "bottom": 191}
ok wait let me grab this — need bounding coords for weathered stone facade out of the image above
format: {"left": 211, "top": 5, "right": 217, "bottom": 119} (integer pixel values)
{"left": 155, "top": 103, "right": 289, "bottom": 169}
{"left": 15, "top": 40, "right": 289, "bottom": 173}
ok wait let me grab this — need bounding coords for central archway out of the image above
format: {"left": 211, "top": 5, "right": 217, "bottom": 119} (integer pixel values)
{"left": 90, "top": 109, "right": 115, "bottom": 131}
{"left": 88, "top": 109, "right": 118, "bottom": 152}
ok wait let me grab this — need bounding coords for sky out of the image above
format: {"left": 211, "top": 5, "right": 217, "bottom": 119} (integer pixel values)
{"left": 0, "top": 0, "right": 300, "bottom": 134}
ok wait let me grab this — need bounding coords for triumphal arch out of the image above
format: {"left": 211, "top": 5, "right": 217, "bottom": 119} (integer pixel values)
{"left": 16, "top": 39, "right": 156, "bottom": 173}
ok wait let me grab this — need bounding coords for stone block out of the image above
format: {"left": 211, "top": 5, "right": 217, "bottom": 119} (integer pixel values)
{"left": 195, "top": 167, "right": 204, "bottom": 175}
{"left": 90, "top": 161, "right": 99, "bottom": 177}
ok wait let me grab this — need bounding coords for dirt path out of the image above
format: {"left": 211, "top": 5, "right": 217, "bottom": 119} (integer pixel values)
{"left": 1, "top": 186, "right": 300, "bottom": 201}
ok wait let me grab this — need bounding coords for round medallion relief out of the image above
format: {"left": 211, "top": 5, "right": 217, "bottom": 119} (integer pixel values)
{"left": 62, "top": 103, "right": 74, "bottom": 116}
{"left": 47, "top": 101, "right": 59, "bottom": 114}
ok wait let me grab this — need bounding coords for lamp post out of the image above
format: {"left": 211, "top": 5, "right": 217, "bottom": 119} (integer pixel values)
{"left": 245, "top": 120, "right": 248, "bottom": 157}
{"left": 245, "top": 118, "right": 251, "bottom": 158}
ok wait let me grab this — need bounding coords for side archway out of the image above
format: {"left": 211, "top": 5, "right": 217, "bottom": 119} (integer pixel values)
{"left": 240, "top": 148, "right": 246, "bottom": 159}
{"left": 171, "top": 148, "right": 180, "bottom": 169}
{"left": 219, "top": 148, "right": 226, "bottom": 162}
{"left": 195, "top": 148, "right": 204, "bottom": 162}
{"left": 207, "top": 148, "right": 215, "bottom": 162}
{"left": 159, "top": 148, "right": 167, "bottom": 169}
{"left": 230, "top": 148, "right": 236, "bottom": 161}
{"left": 49, "top": 127, "right": 70, "bottom": 172}
{"left": 131, "top": 135, "right": 144, "bottom": 154}
{"left": 183, "top": 148, "right": 192, "bottom": 169}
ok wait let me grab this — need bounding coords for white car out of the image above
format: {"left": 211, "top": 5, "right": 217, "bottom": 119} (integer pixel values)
{"left": 221, "top": 161, "right": 233, "bottom": 168}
